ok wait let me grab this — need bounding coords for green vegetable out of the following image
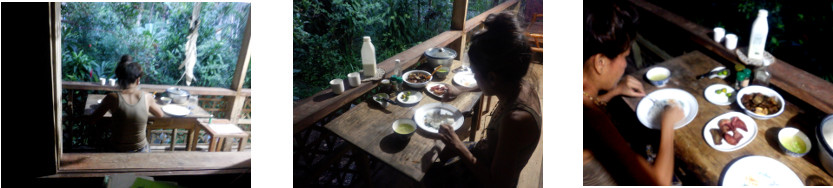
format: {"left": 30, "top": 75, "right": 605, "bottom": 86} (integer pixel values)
{"left": 726, "top": 92, "right": 732, "bottom": 97}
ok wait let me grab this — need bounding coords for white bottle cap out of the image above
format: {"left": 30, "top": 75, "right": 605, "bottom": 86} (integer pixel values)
{"left": 363, "top": 36, "right": 371, "bottom": 42}
{"left": 395, "top": 59, "right": 400, "bottom": 64}
{"left": 758, "top": 9, "right": 768, "bottom": 17}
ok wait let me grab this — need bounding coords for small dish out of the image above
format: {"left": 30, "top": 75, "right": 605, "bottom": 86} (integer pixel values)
{"left": 779, "top": 127, "right": 811, "bottom": 157}
{"left": 392, "top": 119, "right": 417, "bottom": 140}
{"left": 158, "top": 97, "right": 172, "bottom": 105}
{"left": 402, "top": 70, "right": 432, "bottom": 88}
{"left": 646, "top": 67, "right": 671, "bottom": 87}
{"left": 396, "top": 90, "right": 423, "bottom": 105}
{"left": 702, "top": 112, "right": 758, "bottom": 152}
{"left": 453, "top": 72, "right": 478, "bottom": 89}
{"left": 736, "top": 86, "right": 784, "bottom": 120}
{"left": 372, "top": 93, "right": 390, "bottom": 108}
{"left": 425, "top": 82, "right": 449, "bottom": 99}
{"left": 704, "top": 84, "right": 735, "bottom": 105}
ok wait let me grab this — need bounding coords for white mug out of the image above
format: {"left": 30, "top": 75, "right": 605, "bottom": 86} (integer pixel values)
{"left": 713, "top": 27, "right": 726, "bottom": 43}
{"left": 100, "top": 78, "right": 107, "bottom": 85}
{"left": 348, "top": 72, "right": 361, "bottom": 87}
{"left": 109, "top": 78, "right": 117, "bottom": 86}
{"left": 725, "top": 33, "right": 738, "bottom": 50}
{"left": 330, "top": 79, "right": 345, "bottom": 95}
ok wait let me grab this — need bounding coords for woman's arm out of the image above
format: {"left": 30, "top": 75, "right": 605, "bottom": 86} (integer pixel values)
{"left": 146, "top": 93, "right": 164, "bottom": 118}
{"left": 438, "top": 110, "right": 540, "bottom": 187}
{"left": 90, "top": 93, "right": 118, "bottom": 125}
{"left": 598, "top": 75, "right": 645, "bottom": 102}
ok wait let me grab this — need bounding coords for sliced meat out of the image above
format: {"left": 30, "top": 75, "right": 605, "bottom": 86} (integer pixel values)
{"left": 731, "top": 116, "right": 748, "bottom": 132}
{"left": 719, "top": 119, "right": 733, "bottom": 130}
{"left": 723, "top": 129, "right": 744, "bottom": 145}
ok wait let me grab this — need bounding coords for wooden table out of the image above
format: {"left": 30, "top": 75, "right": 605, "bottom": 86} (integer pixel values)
{"left": 85, "top": 94, "right": 213, "bottom": 151}
{"left": 621, "top": 51, "right": 833, "bottom": 185}
{"left": 323, "top": 60, "right": 483, "bottom": 181}
{"left": 196, "top": 118, "right": 248, "bottom": 152}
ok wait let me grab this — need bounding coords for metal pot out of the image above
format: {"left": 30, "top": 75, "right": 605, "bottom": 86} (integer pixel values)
{"left": 424, "top": 47, "right": 457, "bottom": 68}
{"left": 816, "top": 115, "right": 833, "bottom": 175}
{"left": 165, "top": 87, "right": 190, "bottom": 105}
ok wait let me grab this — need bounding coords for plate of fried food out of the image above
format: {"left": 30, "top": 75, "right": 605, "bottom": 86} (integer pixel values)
{"left": 703, "top": 111, "right": 758, "bottom": 152}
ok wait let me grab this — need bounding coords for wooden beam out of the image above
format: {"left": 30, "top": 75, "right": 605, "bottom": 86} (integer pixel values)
{"left": 230, "top": 10, "right": 252, "bottom": 91}
{"left": 62, "top": 81, "right": 251, "bottom": 96}
{"left": 293, "top": 31, "right": 462, "bottom": 134}
{"left": 50, "top": 2, "right": 63, "bottom": 174}
{"left": 450, "top": 0, "right": 469, "bottom": 61}
{"left": 628, "top": 0, "right": 833, "bottom": 114}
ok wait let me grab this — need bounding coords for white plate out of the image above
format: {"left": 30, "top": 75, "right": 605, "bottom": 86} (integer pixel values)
{"left": 636, "top": 88, "right": 699, "bottom": 130}
{"left": 413, "top": 103, "right": 464, "bottom": 134}
{"left": 721, "top": 156, "right": 803, "bottom": 186}
{"left": 396, "top": 90, "right": 423, "bottom": 104}
{"left": 453, "top": 72, "right": 478, "bottom": 89}
{"left": 704, "top": 84, "right": 735, "bottom": 106}
{"left": 161, "top": 105, "right": 191, "bottom": 117}
{"left": 702, "top": 112, "right": 758, "bottom": 152}
{"left": 425, "top": 82, "right": 449, "bottom": 98}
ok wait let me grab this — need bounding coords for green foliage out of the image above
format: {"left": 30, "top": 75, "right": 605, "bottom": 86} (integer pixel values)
{"left": 295, "top": 0, "right": 496, "bottom": 100}
{"left": 61, "top": 2, "right": 250, "bottom": 88}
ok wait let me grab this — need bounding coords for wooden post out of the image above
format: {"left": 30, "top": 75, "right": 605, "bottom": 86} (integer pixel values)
{"left": 51, "top": 2, "right": 63, "bottom": 171}
{"left": 225, "top": 9, "right": 252, "bottom": 124}
{"left": 450, "top": 0, "right": 468, "bottom": 60}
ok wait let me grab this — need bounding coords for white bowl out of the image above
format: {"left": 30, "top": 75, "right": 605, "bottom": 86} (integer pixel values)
{"left": 645, "top": 67, "right": 671, "bottom": 87}
{"left": 779, "top": 127, "right": 811, "bottom": 157}
{"left": 158, "top": 97, "right": 172, "bottom": 105}
{"left": 392, "top": 119, "right": 417, "bottom": 139}
{"left": 402, "top": 70, "right": 432, "bottom": 88}
{"left": 736, "top": 86, "right": 785, "bottom": 119}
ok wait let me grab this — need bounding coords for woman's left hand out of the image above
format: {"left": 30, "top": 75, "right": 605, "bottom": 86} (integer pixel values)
{"left": 615, "top": 75, "right": 646, "bottom": 97}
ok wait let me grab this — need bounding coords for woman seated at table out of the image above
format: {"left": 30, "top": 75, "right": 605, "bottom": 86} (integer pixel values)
{"left": 426, "top": 12, "right": 542, "bottom": 188}
{"left": 582, "top": 0, "right": 683, "bottom": 185}
{"left": 91, "top": 55, "right": 164, "bottom": 153}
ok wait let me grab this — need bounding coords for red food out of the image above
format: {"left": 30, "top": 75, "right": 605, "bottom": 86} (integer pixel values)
{"left": 431, "top": 85, "right": 448, "bottom": 95}
{"left": 719, "top": 119, "right": 733, "bottom": 130}
{"left": 731, "top": 116, "right": 747, "bottom": 132}
{"left": 723, "top": 129, "right": 743, "bottom": 145}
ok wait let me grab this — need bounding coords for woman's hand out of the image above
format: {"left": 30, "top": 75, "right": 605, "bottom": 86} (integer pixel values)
{"left": 438, "top": 123, "right": 464, "bottom": 154}
{"left": 661, "top": 102, "right": 684, "bottom": 129}
{"left": 615, "top": 75, "right": 646, "bottom": 97}
{"left": 441, "top": 85, "right": 463, "bottom": 102}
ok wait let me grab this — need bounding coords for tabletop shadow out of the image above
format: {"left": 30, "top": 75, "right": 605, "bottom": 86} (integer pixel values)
{"left": 805, "top": 175, "right": 831, "bottom": 186}
{"left": 764, "top": 127, "right": 784, "bottom": 154}
{"left": 421, "top": 145, "right": 443, "bottom": 173}
{"left": 379, "top": 133, "right": 408, "bottom": 153}
{"left": 367, "top": 101, "right": 393, "bottom": 114}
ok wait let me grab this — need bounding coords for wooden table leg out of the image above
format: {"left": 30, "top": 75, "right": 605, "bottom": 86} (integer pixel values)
{"left": 222, "top": 137, "right": 233, "bottom": 152}
{"left": 238, "top": 136, "right": 248, "bottom": 151}
{"left": 170, "top": 129, "right": 178, "bottom": 151}
{"left": 209, "top": 136, "right": 218, "bottom": 152}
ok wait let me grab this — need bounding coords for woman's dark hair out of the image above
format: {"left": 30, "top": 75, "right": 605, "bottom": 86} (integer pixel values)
{"left": 584, "top": 0, "right": 639, "bottom": 61}
{"left": 468, "top": 11, "right": 532, "bottom": 87}
{"left": 114, "top": 55, "right": 144, "bottom": 89}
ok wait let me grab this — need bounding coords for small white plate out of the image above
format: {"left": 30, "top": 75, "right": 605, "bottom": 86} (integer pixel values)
{"left": 396, "top": 90, "right": 423, "bottom": 105}
{"left": 425, "top": 82, "right": 449, "bottom": 98}
{"left": 162, "top": 105, "right": 191, "bottom": 117}
{"left": 636, "top": 88, "right": 699, "bottom": 130}
{"left": 721, "top": 156, "right": 803, "bottom": 186}
{"left": 453, "top": 72, "right": 478, "bottom": 89}
{"left": 702, "top": 112, "right": 758, "bottom": 152}
{"left": 413, "top": 103, "right": 464, "bottom": 134}
{"left": 704, "top": 84, "right": 735, "bottom": 105}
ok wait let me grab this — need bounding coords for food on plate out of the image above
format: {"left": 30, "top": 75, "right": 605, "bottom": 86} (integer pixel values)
{"left": 710, "top": 129, "right": 723, "bottom": 145}
{"left": 400, "top": 91, "right": 412, "bottom": 101}
{"left": 430, "top": 84, "right": 448, "bottom": 96}
{"left": 424, "top": 110, "right": 455, "bottom": 129}
{"left": 715, "top": 116, "right": 748, "bottom": 145}
{"left": 715, "top": 87, "right": 733, "bottom": 97}
{"left": 407, "top": 72, "right": 430, "bottom": 83}
{"left": 741, "top": 93, "right": 780, "bottom": 115}
{"left": 780, "top": 135, "right": 807, "bottom": 154}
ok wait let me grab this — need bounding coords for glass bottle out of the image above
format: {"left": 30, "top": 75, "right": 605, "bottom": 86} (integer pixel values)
{"left": 380, "top": 79, "right": 391, "bottom": 95}
{"left": 752, "top": 65, "right": 771, "bottom": 86}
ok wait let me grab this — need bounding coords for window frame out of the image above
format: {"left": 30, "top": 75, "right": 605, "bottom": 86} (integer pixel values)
{"left": 50, "top": 2, "right": 252, "bottom": 177}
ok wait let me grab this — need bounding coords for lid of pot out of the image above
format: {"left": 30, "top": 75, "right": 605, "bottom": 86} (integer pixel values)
{"left": 425, "top": 47, "right": 457, "bottom": 59}
{"left": 166, "top": 87, "right": 189, "bottom": 96}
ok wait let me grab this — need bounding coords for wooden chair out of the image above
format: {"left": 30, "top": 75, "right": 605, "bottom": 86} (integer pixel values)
{"left": 526, "top": 14, "right": 543, "bottom": 54}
